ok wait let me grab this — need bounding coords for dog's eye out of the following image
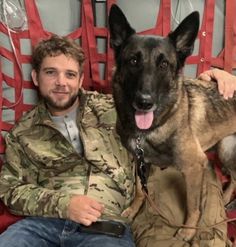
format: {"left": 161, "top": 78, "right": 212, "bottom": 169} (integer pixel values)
{"left": 159, "top": 60, "right": 168, "bottom": 70}
{"left": 129, "top": 57, "right": 138, "bottom": 66}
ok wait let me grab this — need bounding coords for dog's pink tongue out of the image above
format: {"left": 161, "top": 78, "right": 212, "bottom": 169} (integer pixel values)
{"left": 135, "top": 111, "right": 154, "bottom": 129}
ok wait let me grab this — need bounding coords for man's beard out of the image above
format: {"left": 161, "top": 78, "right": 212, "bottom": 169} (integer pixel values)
{"left": 44, "top": 93, "right": 78, "bottom": 111}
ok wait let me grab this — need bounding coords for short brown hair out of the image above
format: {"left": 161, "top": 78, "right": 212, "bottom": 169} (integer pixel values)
{"left": 31, "top": 35, "right": 85, "bottom": 74}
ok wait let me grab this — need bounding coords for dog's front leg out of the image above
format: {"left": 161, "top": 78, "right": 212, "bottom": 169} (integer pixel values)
{"left": 121, "top": 175, "right": 145, "bottom": 219}
{"left": 175, "top": 154, "right": 207, "bottom": 241}
{"left": 222, "top": 176, "right": 236, "bottom": 205}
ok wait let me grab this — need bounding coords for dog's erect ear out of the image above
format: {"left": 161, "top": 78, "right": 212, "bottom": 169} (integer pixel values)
{"left": 168, "top": 11, "right": 200, "bottom": 67}
{"left": 108, "top": 4, "right": 135, "bottom": 50}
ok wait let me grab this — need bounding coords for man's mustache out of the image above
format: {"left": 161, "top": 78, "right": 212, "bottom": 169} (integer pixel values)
{"left": 52, "top": 87, "right": 68, "bottom": 93}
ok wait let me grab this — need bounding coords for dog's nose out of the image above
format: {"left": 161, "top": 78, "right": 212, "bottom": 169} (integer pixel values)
{"left": 135, "top": 93, "right": 153, "bottom": 110}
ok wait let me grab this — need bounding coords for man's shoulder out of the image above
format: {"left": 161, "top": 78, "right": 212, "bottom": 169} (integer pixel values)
{"left": 9, "top": 105, "right": 41, "bottom": 136}
{"left": 83, "top": 90, "right": 115, "bottom": 112}
{"left": 82, "top": 90, "right": 117, "bottom": 124}
{"left": 85, "top": 90, "right": 114, "bottom": 105}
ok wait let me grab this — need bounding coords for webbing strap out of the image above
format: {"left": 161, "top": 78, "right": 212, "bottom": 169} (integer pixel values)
{"left": 25, "top": 0, "right": 50, "bottom": 47}
{"left": 0, "top": 25, "right": 32, "bottom": 136}
{"left": 210, "top": 0, "right": 236, "bottom": 72}
{"left": 106, "top": 0, "right": 116, "bottom": 90}
{"left": 80, "top": 5, "right": 93, "bottom": 90}
{"left": 83, "top": 0, "right": 118, "bottom": 92}
{"left": 196, "top": 0, "right": 215, "bottom": 74}
{"left": 83, "top": 0, "right": 101, "bottom": 90}
{"left": 140, "top": 0, "right": 171, "bottom": 36}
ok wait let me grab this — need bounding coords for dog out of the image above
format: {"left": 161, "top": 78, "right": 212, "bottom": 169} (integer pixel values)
{"left": 109, "top": 4, "right": 236, "bottom": 241}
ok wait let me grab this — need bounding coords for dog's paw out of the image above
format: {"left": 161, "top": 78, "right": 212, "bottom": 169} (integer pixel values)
{"left": 121, "top": 207, "right": 137, "bottom": 220}
{"left": 121, "top": 192, "right": 145, "bottom": 219}
{"left": 175, "top": 228, "right": 197, "bottom": 242}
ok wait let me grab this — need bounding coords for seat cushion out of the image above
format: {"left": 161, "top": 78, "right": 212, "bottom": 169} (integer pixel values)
{"left": 0, "top": 201, "right": 23, "bottom": 233}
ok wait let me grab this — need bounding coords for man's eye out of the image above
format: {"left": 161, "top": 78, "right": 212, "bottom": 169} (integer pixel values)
{"left": 66, "top": 72, "right": 77, "bottom": 78}
{"left": 45, "top": 70, "right": 56, "bottom": 75}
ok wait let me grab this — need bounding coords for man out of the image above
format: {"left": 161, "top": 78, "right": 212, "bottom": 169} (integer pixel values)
{"left": 0, "top": 35, "right": 236, "bottom": 247}
{"left": 0, "top": 35, "right": 136, "bottom": 247}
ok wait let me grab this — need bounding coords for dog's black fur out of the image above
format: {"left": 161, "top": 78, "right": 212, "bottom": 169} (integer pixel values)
{"left": 109, "top": 4, "right": 236, "bottom": 241}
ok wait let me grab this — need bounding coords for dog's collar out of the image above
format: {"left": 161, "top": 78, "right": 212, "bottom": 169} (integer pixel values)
{"left": 135, "top": 136, "right": 148, "bottom": 194}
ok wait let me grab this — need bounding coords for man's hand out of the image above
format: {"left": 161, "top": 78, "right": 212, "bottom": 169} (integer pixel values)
{"left": 68, "top": 195, "right": 104, "bottom": 226}
{"left": 198, "top": 68, "right": 236, "bottom": 99}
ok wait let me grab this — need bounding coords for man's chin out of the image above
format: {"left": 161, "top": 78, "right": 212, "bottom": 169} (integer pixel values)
{"left": 45, "top": 96, "right": 78, "bottom": 112}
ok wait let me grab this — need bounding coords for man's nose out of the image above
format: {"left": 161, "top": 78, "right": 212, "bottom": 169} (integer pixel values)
{"left": 55, "top": 73, "right": 66, "bottom": 86}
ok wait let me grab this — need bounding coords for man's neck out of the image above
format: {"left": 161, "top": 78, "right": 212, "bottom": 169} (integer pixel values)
{"left": 48, "top": 98, "right": 79, "bottom": 117}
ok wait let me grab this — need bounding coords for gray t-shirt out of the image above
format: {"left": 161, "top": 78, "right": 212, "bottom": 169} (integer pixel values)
{"left": 50, "top": 107, "right": 83, "bottom": 154}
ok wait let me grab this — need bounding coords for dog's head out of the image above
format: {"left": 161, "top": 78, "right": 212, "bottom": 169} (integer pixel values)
{"left": 109, "top": 5, "right": 199, "bottom": 131}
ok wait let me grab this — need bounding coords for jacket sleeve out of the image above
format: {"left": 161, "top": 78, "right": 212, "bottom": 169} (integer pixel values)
{"left": 0, "top": 132, "right": 72, "bottom": 218}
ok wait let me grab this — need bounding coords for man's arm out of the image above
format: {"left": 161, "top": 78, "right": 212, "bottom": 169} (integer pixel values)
{"left": 0, "top": 132, "right": 72, "bottom": 219}
{"left": 0, "top": 132, "right": 104, "bottom": 225}
{"left": 199, "top": 68, "right": 236, "bottom": 99}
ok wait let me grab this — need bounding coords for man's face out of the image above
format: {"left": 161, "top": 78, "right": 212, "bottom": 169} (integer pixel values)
{"left": 31, "top": 54, "right": 84, "bottom": 116}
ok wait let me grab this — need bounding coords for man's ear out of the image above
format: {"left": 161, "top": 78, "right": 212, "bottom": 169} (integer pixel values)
{"left": 79, "top": 73, "right": 84, "bottom": 88}
{"left": 31, "top": 70, "right": 39, "bottom": 87}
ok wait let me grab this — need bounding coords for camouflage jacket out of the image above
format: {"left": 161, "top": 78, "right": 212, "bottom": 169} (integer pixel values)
{"left": 0, "top": 89, "right": 135, "bottom": 222}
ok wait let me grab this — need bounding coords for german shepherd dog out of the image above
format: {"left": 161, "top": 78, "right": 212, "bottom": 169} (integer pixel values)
{"left": 109, "top": 4, "right": 236, "bottom": 241}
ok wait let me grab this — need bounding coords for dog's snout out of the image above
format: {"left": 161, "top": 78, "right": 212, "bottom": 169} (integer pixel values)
{"left": 135, "top": 93, "right": 153, "bottom": 110}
